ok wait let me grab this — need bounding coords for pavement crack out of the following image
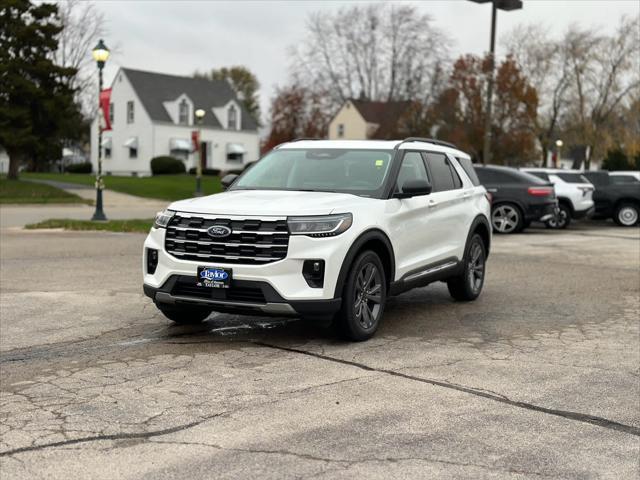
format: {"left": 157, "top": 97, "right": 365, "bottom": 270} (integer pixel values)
{"left": 253, "top": 341, "right": 640, "bottom": 437}
{"left": 0, "top": 411, "right": 226, "bottom": 458}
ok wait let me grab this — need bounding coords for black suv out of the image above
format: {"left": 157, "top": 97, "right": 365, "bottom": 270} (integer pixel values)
{"left": 474, "top": 165, "right": 557, "bottom": 234}
{"left": 582, "top": 171, "right": 640, "bottom": 226}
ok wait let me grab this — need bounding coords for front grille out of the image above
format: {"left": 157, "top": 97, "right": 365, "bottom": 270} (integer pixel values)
{"left": 171, "top": 278, "right": 266, "bottom": 304}
{"left": 164, "top": 213, "right": 289, "bottom": 265}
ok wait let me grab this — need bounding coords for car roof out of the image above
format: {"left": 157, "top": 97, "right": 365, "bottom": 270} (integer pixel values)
{"left": 277, "top": 139, "right": 471, "bottom": 159}
{"left": 473, "top": 164, "right": 517, "bottom": 171}
{"left": 522, "top": 168, "right": 585, "bottom": 174}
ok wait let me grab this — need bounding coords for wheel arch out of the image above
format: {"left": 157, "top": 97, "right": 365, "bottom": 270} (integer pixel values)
{"left": 613, "top": 197, "right": 640, "bottom": 210}
{"left": 467, "top": 215, "right": 491, "bottom": 258}
{"left": 333, "top": 229, "right": 396, "bottom": 298}
{"left": 556, "top": 197, "right": 575, "bottom": 214}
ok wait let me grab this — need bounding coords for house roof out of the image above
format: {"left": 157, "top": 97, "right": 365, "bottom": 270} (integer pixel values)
{"left": 350, "top": 100, "right": 413, "bottom": 139}
{"left": 121, "top": 68, "right": 258, "bottom": 131}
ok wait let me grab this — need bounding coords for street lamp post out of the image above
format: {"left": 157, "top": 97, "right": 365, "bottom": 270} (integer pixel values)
{"left": 91, "top": 39, "right": 110, "bottom": 221}
{"left": 194, "top": 109, "right": 206, "bottom": 196}
{"left": 468, "top": 0, "right": 523, "bottom": 164}
{"left": 555, "top": 139, "right": 563, "bottom": 168}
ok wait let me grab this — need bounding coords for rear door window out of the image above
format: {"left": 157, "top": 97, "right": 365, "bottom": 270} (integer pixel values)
{"left": 456, "top": 157, "right": 480, "bottom": 186}
{"left": 425, "top": 153, "right": 458, "bottom": 192}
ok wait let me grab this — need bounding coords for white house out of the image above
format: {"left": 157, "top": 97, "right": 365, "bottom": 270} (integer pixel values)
{"left": 90, "top": 68, "right": 260, "bottom": 176}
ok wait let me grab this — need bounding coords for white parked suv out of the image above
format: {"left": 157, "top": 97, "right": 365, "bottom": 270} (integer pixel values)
{"left": 143, "top": 138, "right": 492, "bottom": 341}
{"left": 521, "top": 168, "right": 594, "bottom": 228}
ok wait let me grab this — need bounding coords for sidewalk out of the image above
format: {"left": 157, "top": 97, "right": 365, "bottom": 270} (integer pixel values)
{"left": 1, "top": 181, "right": 168, "bottom": 228}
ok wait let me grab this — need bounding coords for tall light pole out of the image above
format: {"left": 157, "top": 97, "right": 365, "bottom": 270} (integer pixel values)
{"left": 555, "top": 139, "right": 563, "bottom": 169}
{"left": 468, "top": 0, "right": 523, "bottom": 164}
{"left": 91, "top": 39, "right": 110, "bottom": 221}
{"left": 194, "top": 109, "right": 206, "bottom": 196}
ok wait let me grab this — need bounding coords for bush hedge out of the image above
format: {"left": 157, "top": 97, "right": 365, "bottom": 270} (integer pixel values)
{"left": 150, "top": 156, "right": 186, "bottom": 175}
{"left": 65, "top": 162, "right": 92, "bottom": 174}
{"left": 188, "top": 167, "right": 221, "bottom": 176}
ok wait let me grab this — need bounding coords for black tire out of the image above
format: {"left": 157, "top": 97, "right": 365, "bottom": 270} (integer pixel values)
{"left": 336, "top": 250, "right": 387, "bottom": 342}
{"left": 491, "top": 203, "right": 523, "bottom": 234}
{"left": 545, "top": 203, "right": 571, "bottom": 229}
{"left": 614, "top": 202, "right": 639, "bottom": 227}
{"left": 447, "top": 234, "right": 486, "bottom": 302}
{"left": 158, "top": 305, "right": 211, "bottom": 324}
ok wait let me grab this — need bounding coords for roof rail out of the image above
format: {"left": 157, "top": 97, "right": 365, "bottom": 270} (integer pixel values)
{"left": 395, "top": 137, "right": 458, "bottom": 150}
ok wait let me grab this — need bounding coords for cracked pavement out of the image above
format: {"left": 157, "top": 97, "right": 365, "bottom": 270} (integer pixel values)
{"left": 0, "top": 224, "right": 638, "bottom": 479}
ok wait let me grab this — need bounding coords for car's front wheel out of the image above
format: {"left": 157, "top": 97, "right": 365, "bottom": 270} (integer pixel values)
{"left": 447, "top": 234, "right": 486, "bottom": 301}
{"left": 158, "top": 305, "right": 211, "bottom": 324}
{"left": 336, "top": 250, "right": 387, "bottom": 341}
{"left": 614, "top": 202, "right": 639, "bottom": 227}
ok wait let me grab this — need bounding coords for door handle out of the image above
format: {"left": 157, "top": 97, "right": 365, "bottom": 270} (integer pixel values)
{"left": 486, "top": 188, "right": 497, "bottom": 193}
{"left": 428, "top": 200, "right": 438, "bottom": 208}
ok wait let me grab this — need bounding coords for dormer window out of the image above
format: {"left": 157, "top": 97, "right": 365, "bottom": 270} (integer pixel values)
{"left": 178, "top": 99, "right": 189, "bottom": 125}
{"left": 227, "top": 105, "right": 237, "bottom": 130}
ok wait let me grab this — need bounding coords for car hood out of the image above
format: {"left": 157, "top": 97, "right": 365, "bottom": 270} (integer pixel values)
{"left": 168, "top": 190, "right": 378, "bottom": 216}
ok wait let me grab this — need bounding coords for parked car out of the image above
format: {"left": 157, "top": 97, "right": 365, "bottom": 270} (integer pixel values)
{"left": 143, "top": 138, "right": 492, "bottom": 341}
{"left": 582, "top": 171, "right": 640, "bottom": 226}
{"left": 474, "top": 165, "right": 557, "bottom": 234}
{"left": 609, "top": 171, "right": 640, "bottom": 184}
{"left": 521, "top": 168, "right": 595, "bottom": 229}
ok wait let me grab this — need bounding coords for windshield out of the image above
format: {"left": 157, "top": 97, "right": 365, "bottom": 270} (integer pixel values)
{"left": 232, "top": 148, "right": 395, "bottom": 197}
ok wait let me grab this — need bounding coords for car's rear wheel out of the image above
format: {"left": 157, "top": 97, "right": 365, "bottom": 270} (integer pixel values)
{"left": 447, "top": 234, "right": 486, "bottom": 301}
{"left": 336, "top": 250, "right": 386, "bottom": 341}
{"left": 614, "top": 203, "right": 639, "bottom": 226}
{"left": 546, "top": 204, "right": 571, "bottom": 229}
{"left": 158, "top": 305, "right": 211, "bottom": 324}
{"left": 491, "top": 203, "right": 523, "bottom": 234}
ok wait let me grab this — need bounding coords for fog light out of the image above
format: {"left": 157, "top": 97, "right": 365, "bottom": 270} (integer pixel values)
{"left": 302, "top": 260, "right": 325, "bottom": 288}
{"left": 147, "top": 248, "right": 158, "bottom": 274}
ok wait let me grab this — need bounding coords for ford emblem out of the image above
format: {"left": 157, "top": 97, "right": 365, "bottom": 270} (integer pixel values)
{"left": 207, "top": 225, "right": 232, "bottom": 238}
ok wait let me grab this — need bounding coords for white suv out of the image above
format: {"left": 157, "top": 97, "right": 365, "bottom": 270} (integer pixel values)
{"left": 521, "top": 168, "right": 594, "bottom": 228}
{"left": 143, "top": 139, "right": 491, "bottom": 341}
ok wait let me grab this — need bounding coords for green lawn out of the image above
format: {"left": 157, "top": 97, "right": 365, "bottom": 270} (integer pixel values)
{"left": 0, "top": 178, "right": 87, "bottom": 204}
{"left": 25, "top": 218, "right": 153, "bottom": 233}
{"left": 23, "top": 173, "right": 222, "bottom": 201}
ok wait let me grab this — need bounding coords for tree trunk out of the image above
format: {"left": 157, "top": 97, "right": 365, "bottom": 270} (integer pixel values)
{"left": 7, "top": 151, "right": 21, "bottom": 180}
{"left": 540, "top": 145, "right": 548, "bottom": 167}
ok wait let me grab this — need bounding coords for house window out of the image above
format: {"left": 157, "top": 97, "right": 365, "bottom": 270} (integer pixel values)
{"left": 127, "top": 101, "right": 134, "bottom": 123}
{"left": 129, "top": 147, "right": 137, "bottom": 159}
{"left": 109, "top": 103, "right": 114, "bottom": 125}
{"left": 178, "top": 99, "right": 189, "bottom": 125}
{"left": 227, "top": 105, "right": 237, "bottom": 130}
{"left": 337, "top": 124, "right": 345, "bottom": 138}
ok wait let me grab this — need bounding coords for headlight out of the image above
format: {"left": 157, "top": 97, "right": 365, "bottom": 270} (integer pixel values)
{"left": 154, "top": 209, "right": 175, "bottom": 228}
{"left": 287, "top": 213, "right": 352, "bottom": 237}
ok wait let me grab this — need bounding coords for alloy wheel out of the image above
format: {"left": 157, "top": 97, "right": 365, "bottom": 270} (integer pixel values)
{"left": 467, "top": 241, "right": 485, "bottom": 294}
{"left": 618, "top": 206, "right": 639, "bottom": 226}
{"left": 492, "top": 205, "right": 519, "bottom": 233}
{"left": 547, "top": 209, "right": 568, "bottom": 228}
{"left": 354, "top": 263, "right": 382, "bottom": 329}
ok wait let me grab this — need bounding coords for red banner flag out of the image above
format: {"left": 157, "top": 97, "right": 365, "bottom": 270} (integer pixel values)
{"left": 191, "top": 130, "right": 200, "bottom": 153}
{"left": 100, "top": 88, "right": 112, "bottom": 131}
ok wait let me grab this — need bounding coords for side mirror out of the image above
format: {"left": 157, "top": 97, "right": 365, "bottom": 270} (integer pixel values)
{"left": 221, "top": 174, "right": 238, "bottom": 190}
{"left": 395, "top": 179, "right": 432, "bottom": 199}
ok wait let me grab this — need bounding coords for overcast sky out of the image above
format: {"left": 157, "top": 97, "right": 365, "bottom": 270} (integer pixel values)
{"left": 94, "top": 0, "right": 639, "bottom": 119}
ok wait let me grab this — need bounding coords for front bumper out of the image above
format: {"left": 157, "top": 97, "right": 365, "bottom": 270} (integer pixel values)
{"left": 143, "top": 275, "right": 342, "bottom": 320}
{"left": 573, "top": 206, "right": 595, "bottom": 220}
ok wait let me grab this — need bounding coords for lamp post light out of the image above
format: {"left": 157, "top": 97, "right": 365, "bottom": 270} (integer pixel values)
{"left": 468, "top": 0, "right": 523, "bottom": 164}
{"left": 91, "top": 39, "right": 110, "bottom": 221}
{"left": 555, "top": 139, "right": 563, "bottom": 168}
{"left": 194, "top": 108, "right": 206, "bottom": 196}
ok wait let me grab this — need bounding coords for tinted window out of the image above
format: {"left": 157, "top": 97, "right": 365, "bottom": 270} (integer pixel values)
{"left": 583, "top": 172, "right": 609, "bottom": 186}
{"left": 396, "top": 152, "right": 429, "bottom": 193}
{"left": 425, "top": 153, "right": 457, "bottom": 191}
{"left": 555, "top": 173, "right": 590, "bottom": 184}
{"left": 529, "top": 171, "right": 549, "bottom": 181}
{"left": 611, "top": 175, "right": 640, "bottom": 184}
{"left": 456, "top": 157, "right": 480, "bottom": 186}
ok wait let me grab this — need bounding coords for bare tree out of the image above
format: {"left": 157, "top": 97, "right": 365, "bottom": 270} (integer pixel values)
{"left": 291, "top": 3, "right": 450, "bottom": 112}
{"left": 504, "top": 25, "right": 571, "bottom": 166}
{"left": 564, "top": 15, "right": 640, "bottom": 168}
{"left": 53, "top": 0, "right": 106, "bottom": 118}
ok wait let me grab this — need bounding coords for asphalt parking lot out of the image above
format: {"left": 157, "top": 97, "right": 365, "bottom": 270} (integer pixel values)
{"left": 0, "top": 223, "right": 638, "bottom": 479}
